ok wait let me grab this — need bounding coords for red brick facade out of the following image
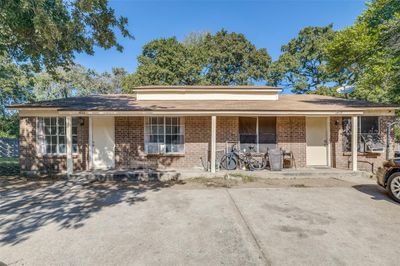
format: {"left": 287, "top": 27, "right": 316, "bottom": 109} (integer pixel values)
{"left": 277, "top": 117, "right": 307, "bottom": 168}
{"left": 19, "top": 117, "right": 89, "bottom": 174}
{"left": 19, "top": 115, "right": 396, "bottom": 174}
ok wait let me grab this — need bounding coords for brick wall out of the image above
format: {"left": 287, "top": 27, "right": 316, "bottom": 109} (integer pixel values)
{"left": 115, "top": 116, "right": 211, "bottom": 170}
{"left": 19, "top": 116, "right": 89, "bottom": 174}
{"left": 20, "top": 115, "right": 395, "bottom": 173}
{"left": 276, "top": 116, "right": 307, "bottom": 168}
{"left": 330, "top": 116, "right": 396, "bottom": 172}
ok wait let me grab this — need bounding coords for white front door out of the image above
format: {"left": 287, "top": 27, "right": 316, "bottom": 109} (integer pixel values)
{"left": 92, "top": 117, "right": 115, "bottom": 169}
{"left": 306, "top": 117, "right": 328, "bottom": 166}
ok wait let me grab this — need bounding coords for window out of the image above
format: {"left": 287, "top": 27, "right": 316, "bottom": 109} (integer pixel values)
{"left": 239, "top": 117, "right": 276, "bottom": 152}
{"left": 144, "top": 117, "right": 185, "bottom": 154}
{"left": 37, "top": 117, "right": 79, "bottom": 155}
{"left": 342, "top": 116, "right": 381, "bottom": 152}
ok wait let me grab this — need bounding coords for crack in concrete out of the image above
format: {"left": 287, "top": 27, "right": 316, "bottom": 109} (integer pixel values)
{"left": 225, "top": 189, "right": 271, "bottom": 266}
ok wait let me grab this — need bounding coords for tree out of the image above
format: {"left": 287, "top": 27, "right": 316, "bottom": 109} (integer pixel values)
{"left": 123, "top": 30, "right": 272, "bottom": 90}
{"left": 325, "top": 0, "right": 400, "bottom": 103}
{"left": 0, "top": 0, "right": 133, "bottom": 71}
{"left": 34, "top": 64, "right": 127, "bottom": 100}
{"left": 269, "top": 25, "right": 337, "bottom": 94}
{"left": 201, "top": 30, "right": 271, "bottom": 85}
{"left": 123, "top": 37, "right": 203, "bottom": 88}
{"left": 0, "top": 53, "right": 35, "bottom": 137}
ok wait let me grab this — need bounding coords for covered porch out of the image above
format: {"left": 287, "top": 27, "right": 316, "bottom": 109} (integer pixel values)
{"left": 62, "top": 114, "right": 361, "bottom": 176}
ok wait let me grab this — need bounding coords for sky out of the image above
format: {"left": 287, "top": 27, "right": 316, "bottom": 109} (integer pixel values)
{"left": 75, "top": 0, "right": 368, "bottom": 74}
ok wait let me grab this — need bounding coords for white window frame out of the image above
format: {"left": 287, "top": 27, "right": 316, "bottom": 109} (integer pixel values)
{"left": 144, "top": 116, "right": 185, "bottom": 155}
{"left": 36, "top": 117, "right": 79, "bottom": 155}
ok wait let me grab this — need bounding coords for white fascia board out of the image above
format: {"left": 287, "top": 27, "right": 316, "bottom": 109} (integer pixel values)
{"left": 57, "top": 110, "right": 365, "bottom": 116}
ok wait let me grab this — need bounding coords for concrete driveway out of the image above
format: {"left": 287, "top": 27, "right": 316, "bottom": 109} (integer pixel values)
{"left": 0, "top": 177, "right": 399, "bottom": 266}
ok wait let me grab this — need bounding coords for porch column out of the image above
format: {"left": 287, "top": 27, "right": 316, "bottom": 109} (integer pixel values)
{"left": 66, "top": 116, "right": 73, "bottom": 176}
{"left": 211, "top": 116, "right": 217, "bottom": 173}
{"left": 351, "top": 116, "right": 358, "bottom": 171}
{"left": 88, "top": 116, "right": 93, "bottom": 170}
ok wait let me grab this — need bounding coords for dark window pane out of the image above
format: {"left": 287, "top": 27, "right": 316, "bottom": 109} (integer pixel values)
{"left": 58, "top": 117, "right": 65, "bottom": 126}
{"left": 58, "top": 136, "right": 65, "bottom": 144}
{"left": 72, "top": 136, "right": 78, "bottom": 144}
{"left": 50, "top": 126, "right": 57, "bottom": 135}
{"left": 51, "top": 145, "right": 57, "bottom": 153}
{"left": 240, "top": 135, "right": 257, "bottom": 144}
{"left": 72, "top": 144, "right": 78, "bottom": 153}
{"left": 58, "top": 126, "right": 65, "bottom": 135}
{"left": 259, "top": 117, "right": 276, "bottom": 144}
{"left": 59, "top": 144, "right": 66, "bottom": 154}
{"left": 360, "top": 117, "right": 379, "bottom": 134}
{"left": 239, "top": 117, "right": 257, "bottom": 135}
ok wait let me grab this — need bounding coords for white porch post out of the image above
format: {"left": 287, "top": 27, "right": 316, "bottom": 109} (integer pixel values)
{"left": 88, "top": 117, "right": 93, "bottom": 170}
{"left": 351, "top": 116, "right": 358, "bottom": 171}
{"left": 66, "top": 116, "right": 73, "bottom": 176}
{"left": 211, "top": 116, "right": 217, "bottom": 173}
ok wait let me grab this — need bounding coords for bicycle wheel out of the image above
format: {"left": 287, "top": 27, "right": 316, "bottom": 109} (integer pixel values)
{"left": 248, "top": 157, "right": 266, "bottom": 170}
{"left": 220, "top": 154, "right": 237, "bottom": 170}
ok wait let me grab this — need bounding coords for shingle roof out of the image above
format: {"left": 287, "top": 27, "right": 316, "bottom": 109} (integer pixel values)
{"left": 9, "top": 94, "right": 399, "bottom": 112}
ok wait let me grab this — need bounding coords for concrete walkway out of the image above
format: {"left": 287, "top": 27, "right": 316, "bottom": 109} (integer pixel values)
{"left": 0, "top": 177, "right": 398, "bottom": 266}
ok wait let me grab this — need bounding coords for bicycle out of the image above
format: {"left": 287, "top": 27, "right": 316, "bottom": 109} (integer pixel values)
{"left": 220, "top": 144, "right": 267, "bottom": 171}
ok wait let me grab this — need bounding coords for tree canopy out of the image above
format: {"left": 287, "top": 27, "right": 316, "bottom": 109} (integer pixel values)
{"left": 34, "top": 65, "right": 127, "bottom": 100}
{"left": 269, "top": 25, "right": 338, "bottom": 94}
{"left": 0, "top": 0, "right": 133, "bottom": 71}
{"left": 325, "top": 0, "right": 400, "bottom": 103}
{"left": 123, "top": 30, "right": 271, "bottom": 90}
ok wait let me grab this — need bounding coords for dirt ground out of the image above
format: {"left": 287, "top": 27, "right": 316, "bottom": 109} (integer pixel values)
{"left": 0, "top": 175, "right": 356, "bottom": 192}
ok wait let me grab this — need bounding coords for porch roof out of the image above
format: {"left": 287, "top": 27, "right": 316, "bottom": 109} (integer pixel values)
{"left": 9, "top": 94, "right": 398, "bottom": 114}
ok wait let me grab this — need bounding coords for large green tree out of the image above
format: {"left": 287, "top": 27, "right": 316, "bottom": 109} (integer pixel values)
{"left": 325, "top": 0, "right": 400, "bottom": 103}
{"left": 123, "top": 37, "right": 203, "bottom": 88}
{"left": 0, "top": 54, "right": 35, "bottom": 137}
{"left": 269, "top": 25, "right": 338, "bottom": 94}
{"left": 34, "top": 64, "right": 127, "bottom": 100}
{"left": 201, "top": 30, "right": 271, "bottom": 85}
{"left": 123, "top": 30, "right": 271, "bottom": 89}
{"left": 0, "top": 0, "right": 133, "bottom": 71}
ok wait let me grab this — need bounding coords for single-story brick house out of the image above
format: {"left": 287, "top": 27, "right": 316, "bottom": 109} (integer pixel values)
{"left": 9, "top": 85, "right": 400, "bottom": 175}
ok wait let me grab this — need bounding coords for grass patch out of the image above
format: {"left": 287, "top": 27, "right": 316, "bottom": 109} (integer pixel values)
{"left": 226, "top": 173, "right": 257, "bottom": 183}
{"left": 188, "top": 177, "right": 239, "bottom": 188}
{"left": 0, "top": 157, "right": 18, "bottom": 166}
{"left": 0, "top": 157, "right": 19, "bottom": 176}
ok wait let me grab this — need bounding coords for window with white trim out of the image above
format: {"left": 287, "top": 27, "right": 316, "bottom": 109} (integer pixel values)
{"left": 144, "top": 117, "right": 185, "bottom": 154}
{"left": 37, "top": 117, "right": 78, "bottom": 155}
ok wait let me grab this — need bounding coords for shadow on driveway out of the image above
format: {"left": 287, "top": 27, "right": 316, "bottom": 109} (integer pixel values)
{"left": 0, "top": 178, "right": 182, "bottom": 246}
{"left": 352, "top": 184, "right": 399, "bottom": 205}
